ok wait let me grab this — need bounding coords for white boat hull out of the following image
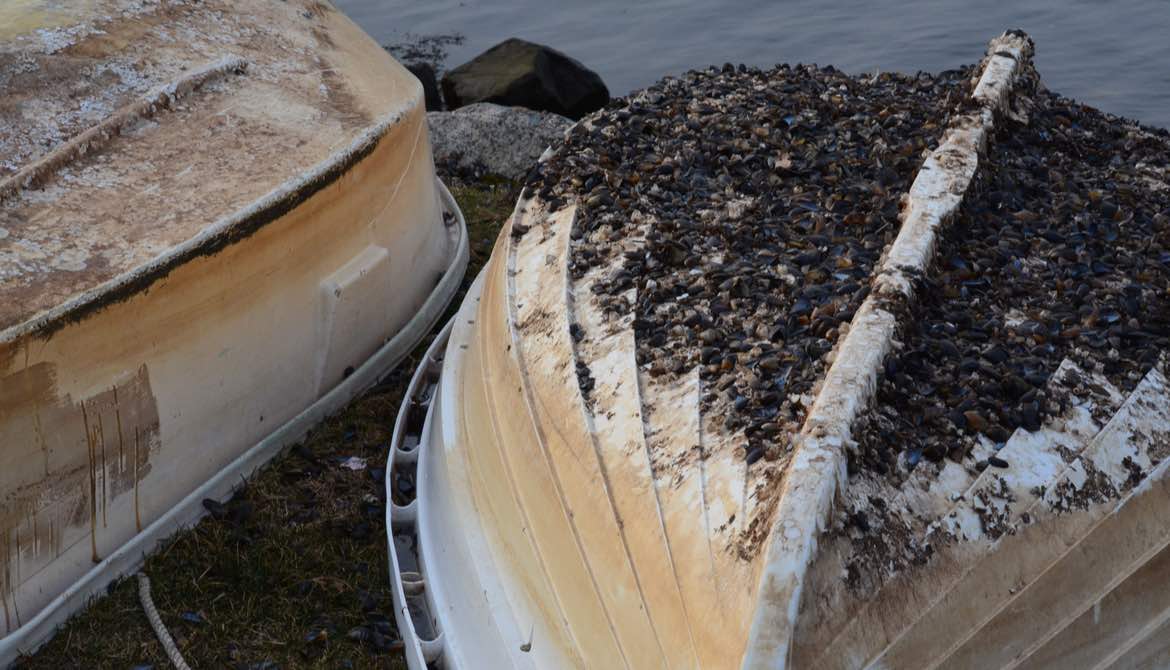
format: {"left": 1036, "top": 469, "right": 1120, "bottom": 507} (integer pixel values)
{"left": 385, "top": 32, "right": 1170, "bottom": 670}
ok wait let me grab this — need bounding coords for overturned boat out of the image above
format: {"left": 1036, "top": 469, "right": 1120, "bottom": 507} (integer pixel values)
{"left": 0, "top": 0, "right": 466, "bottom": 662}
{"left": 387, "top": 32, "right": 1170, "bottom": 669}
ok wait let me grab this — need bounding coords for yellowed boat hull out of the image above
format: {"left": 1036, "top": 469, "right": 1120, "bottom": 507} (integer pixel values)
{"left": 1, "top": 0, "right": 467, "bottom": 660}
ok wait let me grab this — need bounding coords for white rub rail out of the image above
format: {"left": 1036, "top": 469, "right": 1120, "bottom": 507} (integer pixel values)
{"left": 385, "top": 314, "right": 454, "bottom": 670}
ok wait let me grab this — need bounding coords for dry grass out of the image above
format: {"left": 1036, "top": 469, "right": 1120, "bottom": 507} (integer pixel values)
{"left": 18, "top": 178, "right": 519, "bottom": 670}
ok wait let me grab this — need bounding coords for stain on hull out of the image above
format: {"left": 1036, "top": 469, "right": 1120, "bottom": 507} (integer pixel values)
{"left": 0, "top": 363, "right": 159, "bottom": 630}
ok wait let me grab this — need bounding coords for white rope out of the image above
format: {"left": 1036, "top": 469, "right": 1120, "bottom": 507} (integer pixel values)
{"left": 136, "top": 572, "right": 193, "bottom": 670}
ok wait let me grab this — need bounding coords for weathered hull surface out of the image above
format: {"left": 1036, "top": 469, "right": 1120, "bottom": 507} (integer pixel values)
{"left": 387, "top": 33, "right": 1170, "bottom": 670}
{"left": 1, "top": 0, "right": 467, "bottom": 661}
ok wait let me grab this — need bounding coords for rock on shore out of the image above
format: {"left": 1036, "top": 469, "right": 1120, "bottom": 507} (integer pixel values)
{"left": 441, "top": 38, "right": 609, "bottom": 120}
{"left": 427, "top": 102, "right": 572, "bottom": 180}
{"left": 405, "top": 63, "right": 442, "bottom": 111}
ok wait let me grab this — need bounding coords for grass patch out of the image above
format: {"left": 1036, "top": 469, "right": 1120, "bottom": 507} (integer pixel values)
{"left": 19, "top": 178, "right": 519, "bottom": 670}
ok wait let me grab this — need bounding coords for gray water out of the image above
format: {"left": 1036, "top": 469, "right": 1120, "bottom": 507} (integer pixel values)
{"left": 334, "top": 0, "right": 1170, "bottom": 129}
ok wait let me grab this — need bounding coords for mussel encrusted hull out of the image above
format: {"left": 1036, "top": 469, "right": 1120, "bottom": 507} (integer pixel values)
{"left": 386, "top": 31, "right": 1170, "bottom": 669}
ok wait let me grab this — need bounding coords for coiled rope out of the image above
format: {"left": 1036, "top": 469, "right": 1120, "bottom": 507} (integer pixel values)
{"left": 137, "top": 572, "right": 193, "bottom": 670}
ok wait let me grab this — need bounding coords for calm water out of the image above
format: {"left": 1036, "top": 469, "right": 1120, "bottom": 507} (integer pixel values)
{"left": 334, "top": 0, "right": 1170, "bottom": 129}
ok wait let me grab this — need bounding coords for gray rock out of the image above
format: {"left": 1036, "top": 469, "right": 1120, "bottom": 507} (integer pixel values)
{"left": 441, "top": 38, "right": 609, "bottom": 120}
{"left": 427, "top": 103, "right": 572, "bottom": 180}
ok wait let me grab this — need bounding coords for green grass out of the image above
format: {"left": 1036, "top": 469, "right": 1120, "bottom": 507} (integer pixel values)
{"left": 18, "top": 179, "right": 519, "bottom": 670}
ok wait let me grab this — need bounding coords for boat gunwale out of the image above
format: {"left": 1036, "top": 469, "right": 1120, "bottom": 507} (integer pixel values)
{"left": 0, "top": 83, "right": 421, "bottom": 345}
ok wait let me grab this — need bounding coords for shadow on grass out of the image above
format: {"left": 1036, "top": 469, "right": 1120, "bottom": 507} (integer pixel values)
{"left": 18, "top": 179, "right": 520, "bottom": 670}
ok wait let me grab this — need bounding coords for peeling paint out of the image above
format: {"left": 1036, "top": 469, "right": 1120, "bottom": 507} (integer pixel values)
{"left": 0, "top": 362, "right": 159, "bottom": 634}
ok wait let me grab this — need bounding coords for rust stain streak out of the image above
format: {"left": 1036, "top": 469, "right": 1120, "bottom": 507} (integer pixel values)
{"left": 9, "top": 534, "right": 19, "bottom": 629}
{"left": 0, "top": 526, "right": 21, "bottom": 631}
{"left": 98, "top": 411, "right": 108, "bottom": 529}
{"left": 134, "top": 426, "right": 142, "bottom": 533}
{"left": 32, "top": 406, "right": 48, "bottom": 478}
{"left": 114, "top": 386, "right": 125, "bottom": 475}
{"left": 3, "top": 530, "right": 12, "bottom": 632}
{"left": 82, "top": 402, "right": 98, "bottom": 564}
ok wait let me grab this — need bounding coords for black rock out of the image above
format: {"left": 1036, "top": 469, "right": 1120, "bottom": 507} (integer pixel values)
{"left": 405, "top": 63, "right": 443, "bottom": 111}
{"left": 441, "top": 38, "right": 609, "bottom": 119}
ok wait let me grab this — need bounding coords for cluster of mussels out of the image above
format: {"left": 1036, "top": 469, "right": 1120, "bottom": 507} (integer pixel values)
{"left": 854, "top": 88, "right": 1170, "bottom": 478}
{"left": 525, "top": 62, "right": 973, "bottom": 462}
